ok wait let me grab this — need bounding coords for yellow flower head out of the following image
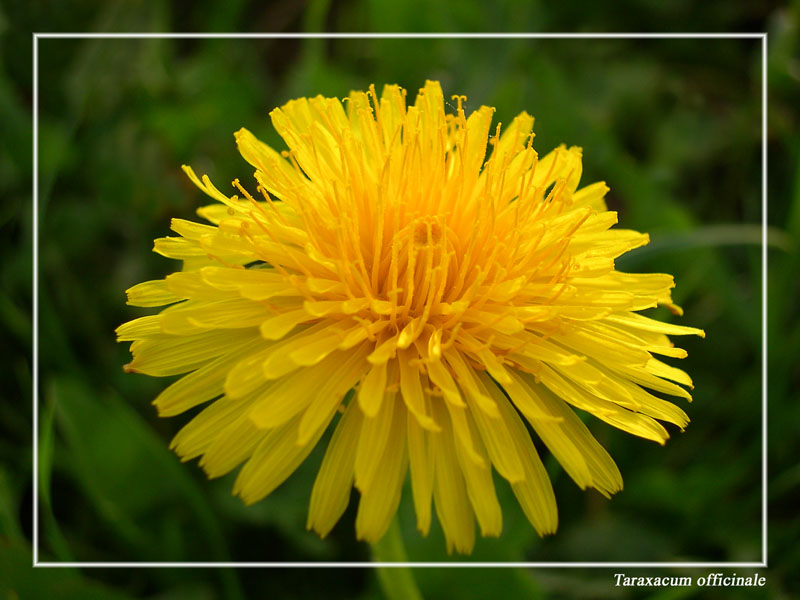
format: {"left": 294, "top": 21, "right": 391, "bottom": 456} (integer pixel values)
{"left": 118, "top": 81, "right": 704, "bottom": 554}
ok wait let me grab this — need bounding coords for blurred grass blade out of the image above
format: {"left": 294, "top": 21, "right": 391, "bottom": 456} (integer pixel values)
{"left": 38, "top": 385, "right": 74, "bottom": 562}
{"left": 618, "top": 224, "right": 796, "bottom": 267}
{"left": 629, "top": 224, "right": 793, "bottom": 263}
{"left": 38, "top": 389, "right": 56, "bottom": 511}
{"left": 0, "top": 468, "right": 24, "bottom": 543}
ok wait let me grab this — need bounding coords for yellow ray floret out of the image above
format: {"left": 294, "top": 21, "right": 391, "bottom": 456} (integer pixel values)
{"left": 118, "top": 80, "right": 704, "bottom": 554}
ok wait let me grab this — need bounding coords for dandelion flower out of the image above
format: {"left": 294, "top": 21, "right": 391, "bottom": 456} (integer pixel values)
{"left": 118, "top": 80, "right": 704, "bottom": 554}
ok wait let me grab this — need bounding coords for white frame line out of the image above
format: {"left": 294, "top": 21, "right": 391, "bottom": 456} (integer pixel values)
{"left": 760, "top": 33, "right": 769, "bottom": 569}
{"left": 34, "top": 32, "right": 765, "bottom": 39}
{"left": 32, "top": 31, "right": 40, "bottom": 567}
{"left": 32, "top": 32, "right": 769, "bottom": 569}
{"left": 34, "top": 561, "right": 765, "bottom": 568}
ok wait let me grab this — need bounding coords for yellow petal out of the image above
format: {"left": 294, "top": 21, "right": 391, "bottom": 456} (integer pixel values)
{"left": 249, "top": 347, "right": 364, "bottom": 430}
{"left": 116, "top": 315, "right": 161, "bottom": 341}
{"left": 199, "top": 411, "right": 265, "bottom": 479}
{"left": 463, "top": 372, "right": 526, "bottom": 483}
{"left": 355, "top": 408, "right": 408, "bottom": 543}
{"left": 488, "top": 379, "right": 558, "bottom": 535}
{"left": 436, "top": 401, "right": 502, "bottom": 537}
{"left": 507, "top": 371, "right": 622, "bottom": 496}
{"left": 444, "top": 401, "right": 485, "bottom": 468}
{"left": 234, "top": 127, "right": 305, "bottom": 202}
{"left": 398, "top": 349, "right": 439, "bottom": 431}
{"left": 426, "top": 358, "right": 465, "bottom": 407}
{"left": 307, "top": 400, "right": 362, "bottom": 538}
{"left": 444, "top": 349, "right": 499, "bottom": 418}
{"left": 164, "top": 271, "right": 230, "bottom": 301}
{"left": 247, "top": 367, "right": 324, "bottom": 430}
{"left": 261, "top": 321, "right": 342, "bottom": 380}
{"left": 532, "top": 144, "right": 583, "bottom": 194}
{"left": 645, "top": 357, "right": 694, "bottom": 388}
{"left": 539, "top": 365, "right": 670, "bottom": 445}
{"left": 296, "top": 344, "right": 371, "bottom": 445}
{"left": 357, "top": 361, "right": 388, "bottom": 417}
{"left": 606, "top": 312, "right": 706, "bottom": 339}
{"left": 287, "top": 327, "right": 352, "bottom": 367}
{"left": 153, "top": 236, "right": 208, "bottom": 260}
{"left": 200, "top": 266, "right": 305, "bottom": 301}
{"left": 430, "top": 402, "right": 475, "bottom": 554}
{"left": 233, "top": 413, "right": 321, "bottom": 505}
{"left": 612, "top": 376, "right": 690, "bottom": 430}
{"left": 259, "top": 308, "right": 315, "bottom": 341}
{"left": 354, "top": 386, "right": 395, "bottom": 491}
{"left": 126, "top": 279, "right": 183, "bottom": 307}
{"left": 572, "top": 181, "right": 609, "bottom": 211}
{"left": 126, "top": 329, "right": 260, "bottom": 377}
{"left": 154, "top": 336, "right": 265, "bottom": 416}
{"left": 407, "top": 410, "right": 434, "bottom": 536}
{"left": 170, "top": 396, "right": 249, "bottom": 462}
{"left": 160, "top": 297, "right": 270, "bottom": 335}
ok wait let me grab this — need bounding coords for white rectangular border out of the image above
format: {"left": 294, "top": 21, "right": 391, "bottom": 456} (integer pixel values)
{"left": 32, "top": 32, "right": 768, "bottom": 569}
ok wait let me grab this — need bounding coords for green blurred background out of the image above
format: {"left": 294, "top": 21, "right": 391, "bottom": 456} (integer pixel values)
{"left": 3, "top": 0, "right": 799, "bottom": 598}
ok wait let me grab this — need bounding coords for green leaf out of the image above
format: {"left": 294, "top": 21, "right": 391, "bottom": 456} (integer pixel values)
{"left": 0, "top": 539, "right": 131, "bottom": 600}
{"left": 49, "top": 376, "right": 243, "bottom": 598}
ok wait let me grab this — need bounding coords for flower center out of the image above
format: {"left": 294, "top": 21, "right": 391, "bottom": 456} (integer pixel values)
{"left": 413, "top": 219, "right": 443, "bottom": 246}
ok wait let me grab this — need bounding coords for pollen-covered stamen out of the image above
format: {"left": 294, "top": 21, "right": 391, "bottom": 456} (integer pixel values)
{"left": 334, "top": 185, "right": 376, "bottom": 302}
{"left": 412, "top": 220, "right": 443, "bottom": 299}
{"left": 233, "top": 178, "right": 287, "bottom": 230}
